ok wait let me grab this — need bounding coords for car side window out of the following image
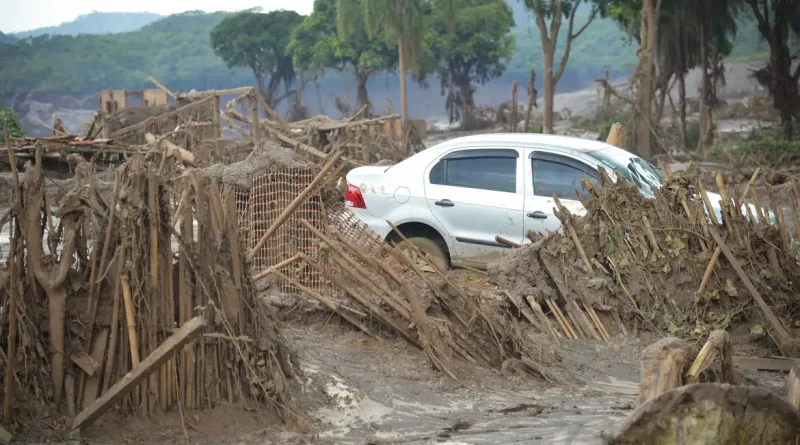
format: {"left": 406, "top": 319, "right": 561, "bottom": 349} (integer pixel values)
{"left": 531, "top": 156, "right": 598, "bottom": 199}
{"left": 430, "top": 150, "right": 517, "bottom": 193}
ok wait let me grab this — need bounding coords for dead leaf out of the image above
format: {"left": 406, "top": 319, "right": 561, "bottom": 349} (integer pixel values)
{"left": 723, "top": 279, "right": 738, "bottom": 297}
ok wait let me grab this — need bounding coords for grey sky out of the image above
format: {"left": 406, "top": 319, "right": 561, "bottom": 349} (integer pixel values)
{"left": 1, "top": 0, "right": 314, "bottom": 33}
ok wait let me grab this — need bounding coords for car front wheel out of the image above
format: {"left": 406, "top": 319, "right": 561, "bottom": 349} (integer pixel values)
{"left": 395, "top": 237, "right": 449, "bottom": 272}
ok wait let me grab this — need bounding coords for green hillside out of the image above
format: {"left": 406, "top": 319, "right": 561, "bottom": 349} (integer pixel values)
{"left": 13, "top": 12, "right": 162, "bottom": 38}
{"left": 0, "top": 32, "right": 16, "bottom": 44}
{"left": 0, "top": 5, "right": 775, "bottom": 97}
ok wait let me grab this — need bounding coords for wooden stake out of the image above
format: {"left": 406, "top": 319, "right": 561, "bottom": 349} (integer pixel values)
{"left": 528, "top": 296, "right": 561, "bottom": 343}
{"left": 698, "top": 184, "right": 720, "bottom": 226}
{"left": 3, "top": 221, "right": 19, "bottom": 423}
{"left": 553, "top": 195, "right": 592, "bottom": 272}
{"left": 301, "top": 254, "right": 421, "bottom": 348}
{"left": 250, "top": 93, "right": 260, "bottom": 149}
{"left": 121, "top": 276, "right": 140, "bottom": 366}
{"left": 102, "top": 244, "right": 127, "bottom": 394}
{"left": 72, "top": 317, "right": 206, "bottom": 430}
{"left": 767, "top": 183, "right": 790, "bottom": 251}
{"left": 248, "top": 150, "right": 342, "bottom": 260}
{"left": 749, "top": 187, "right": 768, "bottom": 226}
{"left": 788, "top": 181, "right": 800, "bottom": 248}
{"left": 547, "top": 299, "right": 576, "bottom": 339}
{"left": 707, "top": 225, "right": 798, "bottom": 357}
{"left": 789, "top": 363, "right": 800, "bottom": 410}
{"left": 272, "top": 269, "right": 378, "bottom": 339}
{"left": 697, "top": 246, "right": 722, "bottom": 295}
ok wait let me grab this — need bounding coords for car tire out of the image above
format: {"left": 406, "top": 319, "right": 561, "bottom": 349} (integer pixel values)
{"left": 396, "top": 237, "right": 449, "bottom": 271}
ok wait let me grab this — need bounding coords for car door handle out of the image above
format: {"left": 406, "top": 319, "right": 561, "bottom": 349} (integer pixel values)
{"left": 435, "top": 199, "right": 455, "bottom": 207}
{"left": 527, "top": 211, "right": 548, "bottom": 219}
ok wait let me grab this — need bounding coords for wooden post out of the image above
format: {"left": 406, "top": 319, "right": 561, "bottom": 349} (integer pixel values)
{"left": 789, "top": 363, "right": 800, "bottom": 409}
{"left": 510, "top": 80, "right": 518, "bottom": 132}
{"left": 213, "top": 95, "right": 222, "bottom": 156}
{"left": 250, "top": 93, "right": 260, "bottom": 149}
{"left": 72, "top": 317, "right": 206, "bottom": 431}
{"left": 638, "top": 337, "right": 690, "bottom": 405}
{"left": 524, "top": 69, "right": 537, "bottom": 133}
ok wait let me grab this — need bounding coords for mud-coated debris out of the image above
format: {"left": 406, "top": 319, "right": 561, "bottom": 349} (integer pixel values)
{"left": 605, "top": 383, "right": 800, "bottom": 444}
{"left": 0, "top": 426, "right": 12, "bottom": 444}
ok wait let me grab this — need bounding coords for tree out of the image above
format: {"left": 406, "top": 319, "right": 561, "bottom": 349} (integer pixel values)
{"left": 337, "top": 0, "right": 424, "bottom": 124}
{"left": 288, "top": 0, "right": 397, "bottom": 115}
{"left": 0, "top": 108, "right": 26, "bottom": 142}
{"left": 523, "top": 0, "right": 603, "bottom": 134}
{"left": 210, "top": 10, "right": 303, "bottom": 106}
{"left": 746, "top": 0, "right": 800, "bottom": 139}
{"left": 424, "top": 0, "right": 515, "bottom": 128}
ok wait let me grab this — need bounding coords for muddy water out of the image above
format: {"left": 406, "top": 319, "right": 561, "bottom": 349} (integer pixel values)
{"left": 309, "top": 369, "right": 633, "bottom": 444}
{"left": 290, "top": 326, "right": 636, "bottom": 445}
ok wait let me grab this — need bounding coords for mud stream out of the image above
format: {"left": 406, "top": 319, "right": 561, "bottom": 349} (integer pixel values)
{"left": 290, "top": 325, "right": 637, "bottom": 445}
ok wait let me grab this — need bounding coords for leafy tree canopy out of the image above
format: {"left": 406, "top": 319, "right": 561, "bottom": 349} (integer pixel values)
{"left": 424, "top": 0, "right": 515, "bottom": 118}
{"left": 289, "top": 0, "right": 396, "bottom": 77}
{"left": 210, "top": 10, "right": 303, "bottom": 105}
{"left": 0, "top": 108, "right": 26, "bottom": 142}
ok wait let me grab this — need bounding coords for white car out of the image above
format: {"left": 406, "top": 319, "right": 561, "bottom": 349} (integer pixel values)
{"left": 344, "top": 133, "right": 741, "bottom": 269}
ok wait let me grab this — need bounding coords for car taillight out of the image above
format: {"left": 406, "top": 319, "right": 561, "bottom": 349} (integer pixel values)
{"left": 345, "top": 184, "right": 367, "bottom": 209}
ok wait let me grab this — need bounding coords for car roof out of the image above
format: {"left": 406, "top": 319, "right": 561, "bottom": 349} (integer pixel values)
{"left": 435, "top": 133, "right": 614, "bottom": 153}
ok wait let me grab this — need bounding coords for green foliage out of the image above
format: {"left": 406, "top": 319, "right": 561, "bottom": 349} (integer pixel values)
{"left": 338, "top": 0, "right": 425, "bottom": 69}
{"left": 424, "top": 0, "right": 515, "bottom": 121}
{"left": 0, "top": 11, "right": 254, "bottom": 95}
{"left": 0, "top": 5, "right": 783, "bottom": 99}
{"left": 0, "top": 108, "right": 26, "bottom": 141}
{"left": 13, "top": 12, "right": 162, "bottom": 38}
{"left": 289, "top": 0, "right": 396, "bottom": 77}
{"left": 424, "top": 0, "right": 515, "bottom": 86}
{"left": 0, "top": 32, "right": 16, "bottom": 44}
{"left": 210, "top": 10, "right": 303, "bottom": 103}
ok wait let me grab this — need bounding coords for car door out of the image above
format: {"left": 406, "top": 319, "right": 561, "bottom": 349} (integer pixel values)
{"left": 524, "top": 150, "right": 599, "bottom": 236}
{"left": 424, "top": 148, "right": 524, "bottom": 264}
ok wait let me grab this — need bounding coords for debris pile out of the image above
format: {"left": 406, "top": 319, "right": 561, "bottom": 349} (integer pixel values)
{"left": 490, "top": 168, "right": 800, "bottom": 356}
{"left": 0, "top": 144, "right": 298, "bottom": 430}
{"left": 252, "top": 160, "right": 553, "bottom": 382}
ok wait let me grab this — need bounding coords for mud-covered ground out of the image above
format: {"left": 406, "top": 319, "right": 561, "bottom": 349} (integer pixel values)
{"left": 53, "top": 301, "right": 787, "bottom": 445}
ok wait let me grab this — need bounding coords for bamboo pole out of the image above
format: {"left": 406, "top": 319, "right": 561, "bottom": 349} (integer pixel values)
{"left": 102, "top": 244, "right": 127, "bottom": 394}
{"left": 271, "top": 269, "right": 378, "bottom": 339}
{"left": 707, "top": 226, "right": 797, "bottom": 357}
{"left": 750, "top": 187, "right": 768, "bottom": 226}
{"left": 248, "top": 150, "right": 342, "bottom": 260}
{"left": 698, "top": 184, "right": 720, "bottom": 226}
{"left": 121, "top": 276, "right": 140, "bottom": 366}
{"left": 300, "top": 253, "right": 421, "bottom": 348}
{"left": 528, "top": 296, "right": 561, "bottom": 343}
{"left": 547, "top": 299, "right": 575, "bottom": 339}
{"left": 553, "top": 195, "right": 592, "bottom": 272}
{"left": 697, "top": 246, "right": 722, "bottom": 294}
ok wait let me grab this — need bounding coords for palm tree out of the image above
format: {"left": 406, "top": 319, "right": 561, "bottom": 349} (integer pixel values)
{"left": 337, "top": 0, "right": 424, "bottom": 124}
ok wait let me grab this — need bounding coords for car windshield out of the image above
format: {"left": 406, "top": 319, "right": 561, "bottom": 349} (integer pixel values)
{"left": 586, "top": 146, "right": 664, "bottom": 197}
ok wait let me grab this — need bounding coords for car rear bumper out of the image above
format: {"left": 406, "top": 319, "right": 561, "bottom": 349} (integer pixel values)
{"left": 348, "top": 207, "right": 393, "bottom": 240}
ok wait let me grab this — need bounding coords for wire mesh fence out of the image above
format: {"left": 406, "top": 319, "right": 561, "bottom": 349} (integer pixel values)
{"left": 249, "top": 168, "right": 328, "bottom": 294}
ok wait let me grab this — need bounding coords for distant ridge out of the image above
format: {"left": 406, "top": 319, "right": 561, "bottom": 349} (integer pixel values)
{"left": 13, "top": 12, "right": 162, "bottom": 38}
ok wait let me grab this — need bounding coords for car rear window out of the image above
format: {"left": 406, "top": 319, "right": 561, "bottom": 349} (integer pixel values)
{"left": 430, "top": 156, "right": 516, "bottom": 193}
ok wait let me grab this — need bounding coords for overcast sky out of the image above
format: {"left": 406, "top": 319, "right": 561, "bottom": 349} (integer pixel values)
{"left": 1, "top": 0, "right": 314, "bottom": 33}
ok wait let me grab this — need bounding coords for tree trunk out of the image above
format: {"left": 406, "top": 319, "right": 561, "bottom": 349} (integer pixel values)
{"left": 457, "top": 79, "right": 474, "bottom": 130}
{"left": 678, "top": 74, "right": 687, "bottom": 147}
{"left": 398, "top": 36, "right": 409, "bottom": 124}
{"left": 635, "top": 0, "right": 657, "bottom": 160}
{"left": 21, "top": 149, "right": 78, "bottom": 407}
{"left": 543, "top": 47, "right": 556, "bottom": 134}
{"left": 355, "top": 71, "right": 370, "bottom": 118}
{"left": 265, "top": 74, "right": 282, "bottom": 108}
{"left": 698, "top": 22, "right": 711, "bottom": 154}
